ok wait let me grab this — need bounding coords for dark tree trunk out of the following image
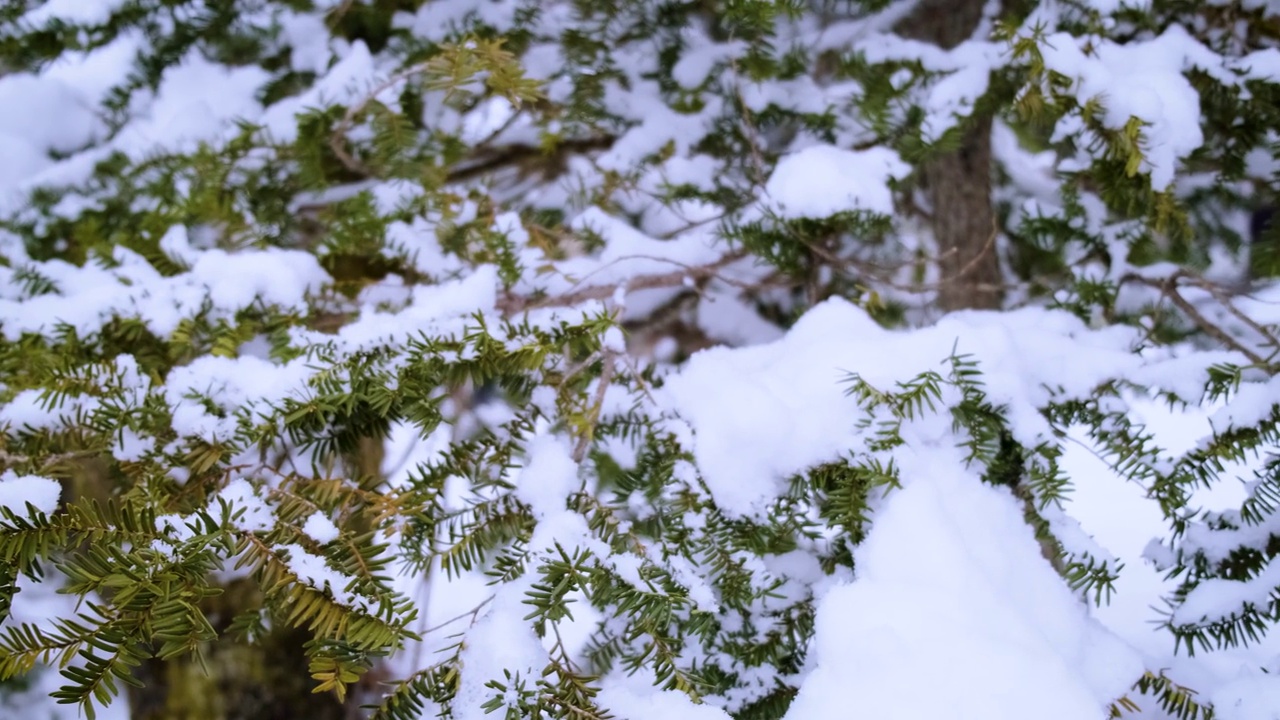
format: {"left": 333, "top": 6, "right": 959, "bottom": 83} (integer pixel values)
{"left": 127, "top": 580, "right": 354, "bottom": 720}
{"left": 897, "top": 0, "right": 1004, "bottom": 311}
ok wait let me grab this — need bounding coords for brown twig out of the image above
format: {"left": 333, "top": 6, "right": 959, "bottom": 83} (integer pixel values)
{"left": 806, "top": 218, "right": 1009, "bottom": 297}
{"left": 0, "top": 448, "right": 99, "bottom": 475}
{"left": 1122, "top": 270, "right": 1270, "bottom": 366}
{"left": 945, "top": 217, "right": 1001, "bottom": 283}
{"left": 1180, "top": 274, "right": 1280, "bottom": 354}
{"left": 729, "top": 60, "right": 768, "bottom": 188}
{"left": 444, "top": 135, "right": 614, "bottom": 186}
{"left": 327, "top": 51, "right": 614, "bottom": 182}
{"left": 420, "top": 594, "right": 496, "bottom": 636}
{"left": 329, "top": 60, "right": 439, "bottom": 175}
{"left": 572, "top": 351, "right": 617, "bottom": 463}
{"left": 326, "top": 0, "right": 356, "bottom": 27}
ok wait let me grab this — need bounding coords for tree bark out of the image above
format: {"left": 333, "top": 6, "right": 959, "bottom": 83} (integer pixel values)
{"left": 127, "top": 580, "right": 355, "bottom": 720}
{"left": 897, "top": 0, "right": 1065, "bottom": 571}
{"left": 897, "top": 0, "right": 1003, "bottom": 311}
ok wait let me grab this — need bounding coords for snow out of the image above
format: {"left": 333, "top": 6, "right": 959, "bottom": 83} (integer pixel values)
{"left": 280, "top": 11, "right": 334, "bottom": 75}
{"left": 1036, "top": 25, "right": 1209, "bottom": 189}
{"left": 506, "top": 207, "right": 726, "bottom": 303}
{"left": 280, "top": 543, "right": 365, "bottom": 609}
{"left": 113, "top": 54, "right": 270, "bottom": 158}
{"left": 461, "top": 96, "right": 517, "bottom": 144}
{"left": 660, "top": 299, "right": 1144, "bottom": 519}
{"left": 852, "top": 34, "right": 1004, "bottom": 143}
{"left": 763, "top": 145, "right": 909, "bottom": 220}
{"left": 21, "top": 0, "right": 127, "bottom": 26}
{"left": 1212, "top": 675, "right": 1280, "bottom": 720}
{"left": 0, "top": 244, "right": 327, "bottom": 341}
{"left": 216, "top": 478, "right": 275, "bottom": 534}
{"left": 451, "top": 578, "right": 550, "bottom": 720}
{"left": 0, "top": 74, "right": 103, "bottom": 198}
{"left": 164, "top": 355, "right": 315, "bottom": 441}
{"left": 596, "top": 671, "right": 732, "bottom": 720}
{"left": 0, "top": 470, "right": 60, "bottom": 521}
{"left": 671, "top": 38, "right": 746, "bottom": 90}
{"left": 330, "top": 264, "right": 498, "bottom": 350}
{"left": 0, "top": 75, "right": 102, "bottom": 157}
{"left": 784, "top": 462, "right": 1142, "bottom": 720}
{"left": 302, "top": 512, "right": 341, "bottom": 544}
{"left": 1173, "top": 557, "right": 1280, "bottom": 629}
{"left": 260, "top": 41, "right": 379, "bottom": 142}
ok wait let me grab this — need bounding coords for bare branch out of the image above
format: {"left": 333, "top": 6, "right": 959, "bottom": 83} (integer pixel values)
{"left": 1122, "top": 271, "right": 1270, "bottom": 366}
{"left": 496, "top": 250, "right": 750, "bottom": 315}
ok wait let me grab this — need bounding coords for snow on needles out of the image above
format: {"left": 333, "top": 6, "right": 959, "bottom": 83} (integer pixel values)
{"left": 302, "top": 512, "right": 341, "bottom": 544}
{"left": 656, "top": 300, "right": 1184, "bottom": 720}
{"left": 0, "top": 470, "right": 60, "bottom": 522}
{"left": 660, "top": 298, "right": 1146, "bottom": 519}
{"left": 1036, "top": 25, "right": 1212, "bottom": 190}
{"left": 0, "top": 237, "right": 328, "bottom": 341}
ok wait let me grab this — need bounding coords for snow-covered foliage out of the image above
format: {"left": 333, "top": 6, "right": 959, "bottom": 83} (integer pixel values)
{"left": 1, "top": 0, "right": 1280, "bottom": 718}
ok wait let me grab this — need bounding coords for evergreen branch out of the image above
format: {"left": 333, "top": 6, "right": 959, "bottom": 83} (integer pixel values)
{"left": 330, "top": 60, "right": 437, "bottom": 176}
{"left": 1111, "top": 671, "right": 1213, "bottom": 720}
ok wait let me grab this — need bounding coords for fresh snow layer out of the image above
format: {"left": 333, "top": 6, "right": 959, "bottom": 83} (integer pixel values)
{"left": 0, "top": 470, "right": 61, "bottom": 520}
{"left": 1037, "top": 25, "right": 1212, "bottom": 189}
{"left": 21, "top": 0, "right": 127, "bottom": 26}
{"left": 1212, "top": 675, "right": 1280, "bottom": 720}
{"left": 661, "top": 298, "right": 1144, "bottom": 519}
{"left": 784, "top": 459, "right": 1142, "bottom": 720}
{"left": 3, "top": 2, "right": 1280, "bottom": 718}
{"left": 764, "top": 144, "right": 909, "bottom": 219}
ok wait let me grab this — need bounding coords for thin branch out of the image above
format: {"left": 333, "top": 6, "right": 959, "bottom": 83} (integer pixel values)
{"left": 729, "top": 61, "right": 768, "bottom": 188}
{"left": 326, "top": 0, "right": 356, "bottom": 27}
{"left": 330, "top": 60, "right": 438, "bottom": 175}
{"left": 807, "top": 219, "right": 1010, "bottom": 296}
{"left": 572, "top": 351, "right": 617, "bottom": 464}
{"left": 557, "top": 351, "right": 604, "bottom": 391}
{"left": 0, "top": 448, "right": 99, "bottom": 475}
{"left": 497, "top": 250, "right": 749, "bottom": 314}
{"left": 327, "top": 52, "right": 613, "bottom": 182}
{"left": 1180, "top": 274, "right": 1280, "bottom": 352}
{"left": 444, "top": 135, "right": 614, "bottom": 185}
{"left": 1122, "top": 271, "right": 1270, "bottom": 366}
{"left": 420, "top": 594, "right": 495, "bottom": 636}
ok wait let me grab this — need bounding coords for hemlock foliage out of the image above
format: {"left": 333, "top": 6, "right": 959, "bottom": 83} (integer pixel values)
{"left": 1, "top": 0, "right": 1280, "bottom": 718}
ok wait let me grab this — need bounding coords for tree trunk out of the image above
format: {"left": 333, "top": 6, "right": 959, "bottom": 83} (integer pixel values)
{"left": 127, "top": 579, "right": 355, "bottom": 720}
{"left": 897, "top": 0, "right": 1003, "bottom": 312}
{"left": 896, "top": 0, "right": 1066, "bottom": 571}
